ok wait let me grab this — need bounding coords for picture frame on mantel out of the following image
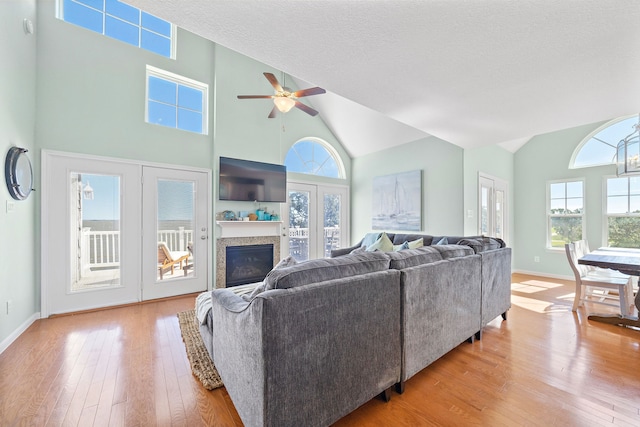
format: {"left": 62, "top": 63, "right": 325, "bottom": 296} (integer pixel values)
{"left": 371, "top": 169, "right": 422, "bottom": 231}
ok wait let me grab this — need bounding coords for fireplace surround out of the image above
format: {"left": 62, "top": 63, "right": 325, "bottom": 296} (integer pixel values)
{"left": 216, "top": 234, "right": 280, "bottom": 288}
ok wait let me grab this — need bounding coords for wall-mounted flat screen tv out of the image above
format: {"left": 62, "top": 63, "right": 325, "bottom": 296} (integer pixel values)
{"left": 219, "top": 156, "right": 287, "bottom": 202}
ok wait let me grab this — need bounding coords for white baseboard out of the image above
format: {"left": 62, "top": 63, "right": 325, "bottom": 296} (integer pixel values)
{"left": 513, "top": 269, "right": 573, "bottom": 282}
{"left": 0, "top": 312, "right": 40, "bottom": 355}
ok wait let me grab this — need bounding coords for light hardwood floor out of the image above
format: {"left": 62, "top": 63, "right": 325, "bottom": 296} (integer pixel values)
{"left": 1, "top": 273, "right": 639, "bottom": 426}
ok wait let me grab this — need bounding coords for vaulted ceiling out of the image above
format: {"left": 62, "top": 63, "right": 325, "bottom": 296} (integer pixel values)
{"left": 128, "top": 0, "right": 640, "bottom": 158}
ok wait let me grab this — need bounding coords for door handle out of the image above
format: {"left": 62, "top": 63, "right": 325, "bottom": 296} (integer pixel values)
{"left": 200, "top": 235, "right": 208, "bottom": 240}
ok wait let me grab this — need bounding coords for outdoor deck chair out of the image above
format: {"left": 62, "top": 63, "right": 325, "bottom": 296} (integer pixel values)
{"left": 158, "top": 242, "right": 190, "bottom": 279}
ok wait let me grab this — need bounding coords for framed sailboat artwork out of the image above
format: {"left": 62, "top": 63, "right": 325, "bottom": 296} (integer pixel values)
{"left": 371, "top": 169, "right": 422, "bottom": 231}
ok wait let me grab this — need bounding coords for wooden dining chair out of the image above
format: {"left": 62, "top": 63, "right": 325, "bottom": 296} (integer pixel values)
{"left": 565, "top": 242, "right": 634, "bottom": 316}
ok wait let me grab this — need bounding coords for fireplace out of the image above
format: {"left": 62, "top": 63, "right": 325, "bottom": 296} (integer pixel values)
{"left": 225, "top": 244, "right": 274, "bottom": 287}
{"left": 215, "top": 233, "right": 281, "bottom": 288}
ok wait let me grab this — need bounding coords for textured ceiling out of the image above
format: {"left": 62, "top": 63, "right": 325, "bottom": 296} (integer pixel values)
{"left": 128, "top": 0, "right": 640, "bottom": 157}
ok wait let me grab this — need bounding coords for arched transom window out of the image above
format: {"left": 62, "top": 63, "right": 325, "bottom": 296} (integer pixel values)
{"left": 284, "top": 138, "right": 345, "bottom": 179}
{"left": 571, "top": 114, "right": 640, "bottom": 169}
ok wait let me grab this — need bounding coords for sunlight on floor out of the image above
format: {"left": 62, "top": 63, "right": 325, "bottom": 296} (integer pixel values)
{"left": 511, "top": 294, "right": 571, "bottom": 314}
{"left": 511, "top": 276, "right": 573, "bottom": 313}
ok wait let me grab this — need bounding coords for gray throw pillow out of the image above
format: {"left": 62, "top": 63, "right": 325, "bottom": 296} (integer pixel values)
{"left": 242, "top": 255, "right": 298, "bottom": 301}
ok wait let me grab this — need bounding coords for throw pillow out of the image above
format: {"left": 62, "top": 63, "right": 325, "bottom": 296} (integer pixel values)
{"left": 366, "top": 232, "right": 394, "bottom": 252}
{"left": 393, "top": 241, "right": 410, "bottom": 251}
{"left": 242, "top": 255, "right": 297, "bottom": 301}
{"left": 361, "top": 232, "right": 383, "bottom": 248}
{"left": 407, "top": 237, "right": 424, "bottom": 249}
{"left": 434, "top": 237, "right": 448, "bottom": 245}
{"left": 274, "top": 255, "right": 297, "bottom": 269}
{"left": 350, "top": 245, "right": 366, "bottom": 254}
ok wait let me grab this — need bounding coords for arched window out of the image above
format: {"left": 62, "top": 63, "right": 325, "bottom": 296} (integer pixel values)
{"left": 284, "top": 138, "right": 345, "bottom": 179}
{"left": 571, "top": 114, "right": 640, "bottom": 169}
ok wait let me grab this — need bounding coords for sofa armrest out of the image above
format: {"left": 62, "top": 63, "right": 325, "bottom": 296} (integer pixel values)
{"left": 211, "top": 270, "right": 402, "bottom": 427}
{"left": 480, "top": 247, "right": 512, "bottom": 325}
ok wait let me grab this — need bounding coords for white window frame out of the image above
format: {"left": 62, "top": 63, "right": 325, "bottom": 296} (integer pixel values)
{"left": 603, "top": 175, "right": 640, "bottom": 247}
{"left": 546, "top": 179, "right": 585, "bottom": 250}
{"left": 285, "top": 137, "right": 346, "bottom": 179}
{"left": 57, "top": 0, "right": 176, "bottom": 59}
{"left": 145, "top": 65, "right": 209, "bottom": 135}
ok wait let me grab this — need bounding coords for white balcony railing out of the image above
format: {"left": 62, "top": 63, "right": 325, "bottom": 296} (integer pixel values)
{"left": 81, "top": 226, "right": 341, "bottom": 269}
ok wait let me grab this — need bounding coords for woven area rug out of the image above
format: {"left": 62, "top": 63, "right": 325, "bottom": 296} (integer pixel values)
{"left": 177, "top": 309, "right": 224, "bottom": 390}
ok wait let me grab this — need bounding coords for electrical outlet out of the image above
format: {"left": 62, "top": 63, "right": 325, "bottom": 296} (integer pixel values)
{"left": 534, "top": 256, "right": 540, "bottom": 263}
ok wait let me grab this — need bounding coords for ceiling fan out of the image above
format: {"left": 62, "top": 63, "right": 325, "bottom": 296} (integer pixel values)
{"left": 237, "top": 72, "right": 326, "bottom": 118}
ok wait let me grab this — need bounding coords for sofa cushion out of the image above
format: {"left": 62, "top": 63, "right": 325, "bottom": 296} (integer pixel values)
{"left": 385, "top": 246, "right": 444, "bottom": 270}
{"left": 431, "top": 244, "right": 474, "bottom": 259}
{"left": 366, "top": 232, "right": 394, "bottom": 252}
{"left": 263, "top": 251, "right": 391, "bottom": 290}
{"left": 457, "top": 237, "right": 505, "bottom": 253}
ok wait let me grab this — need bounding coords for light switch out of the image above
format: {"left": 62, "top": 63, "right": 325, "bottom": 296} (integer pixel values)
{"left": 6, "top": 201, "right": 15, "bottom": 213}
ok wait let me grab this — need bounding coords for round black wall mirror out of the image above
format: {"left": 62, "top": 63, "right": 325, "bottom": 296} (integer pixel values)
{"left": 5, "top": 147, "right": 34, "bottom": 200}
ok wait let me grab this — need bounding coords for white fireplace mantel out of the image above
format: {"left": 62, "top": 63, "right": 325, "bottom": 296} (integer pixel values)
{"left": 216, "top": 220, "right": 283, "bottom": 238}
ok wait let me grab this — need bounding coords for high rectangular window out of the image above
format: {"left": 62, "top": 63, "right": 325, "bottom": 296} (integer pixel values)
{"left": 59, "top": 0, "right": 174, "bottom": 58}
{"left": 547, "top": 180, "right": 584, "bottom": 248}
{"left": 605, "top": 176, "right": 640, "bottom": 248}
{"left": 146, "top": 66, "right": 208, "bottom": 134}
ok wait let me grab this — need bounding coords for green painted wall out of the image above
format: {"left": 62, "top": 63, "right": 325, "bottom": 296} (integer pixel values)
{"left": 351, "top": 136, "right": 464, "bottom": 244}
{"left": 513, "top": 121, "right": 613, "bottom": 277}
{"left": 212, "top": 45, "right": 351, "bottom": 222}
{"left": 0, "top": 1, "right": 350, "bottom": 348}
{"left": 462, "top": 145, "right": 515, "bottom": 242}
{"left": 36, "top": 1, "right": 215, "bottom": 167}
{"left": 0, "top": 0, "right": 37, "bottom": 351}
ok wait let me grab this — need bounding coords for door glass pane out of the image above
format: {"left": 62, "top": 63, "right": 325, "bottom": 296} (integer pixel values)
{"left": 324, "top": 193, "right": 341, "bottom": 257}
{"left": 157, "top": 180, "right": 195, "bottom": 281}
{"left": 71, "top": 173, "right": 120, "bottom": 292}
{"left": 289, "top": 190, "right": 310, "bottom": 261}
{"left": 480, "top": 186, "right": 489, "bottom": 235}
{"left": 495, "top": 189, "right": 504, "bottom": 239}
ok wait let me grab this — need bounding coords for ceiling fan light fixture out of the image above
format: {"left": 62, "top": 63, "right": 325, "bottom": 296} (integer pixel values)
{"left": 274, "top": 96, "right": 295, "bottom": 113}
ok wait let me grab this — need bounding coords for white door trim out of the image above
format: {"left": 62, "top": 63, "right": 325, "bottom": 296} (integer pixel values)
{"left": 40, "top": 150, "right": 212, "bottom": 317}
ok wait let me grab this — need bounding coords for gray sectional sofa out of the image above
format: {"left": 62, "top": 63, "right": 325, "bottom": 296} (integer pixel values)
{"left": 199, "top": 234, "right": 511, "bottom": 427}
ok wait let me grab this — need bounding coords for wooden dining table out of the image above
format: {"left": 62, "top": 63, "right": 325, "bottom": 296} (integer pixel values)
{"left": 578, "top": 247, "right": 640, "bottom": 328}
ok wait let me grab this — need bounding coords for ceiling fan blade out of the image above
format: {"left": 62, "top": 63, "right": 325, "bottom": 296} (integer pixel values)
{"left": 294, "top": 101, "right": 319, "bottom": 117}
{"left": 237, "top": 95, "right": 275, "bottom": 99}
{"left": 292, "top": 87, "right": 326, "bottom": 98}
{"left": 268, "top": 105, "right": 279, "bottom": 119}
{"left": 263, "top": 72, "right": 284, "bottom": 92}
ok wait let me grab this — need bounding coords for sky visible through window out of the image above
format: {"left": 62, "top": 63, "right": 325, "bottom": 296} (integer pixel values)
{"left": 147, "top": 74, "right": 205, "bottom": 134}
{"left": 285, "top": 140, "right": 341, "bottom": 178}
{"left": 81, "top": 174, "right": 193, "bottom": 221}
{"left": 573, "top": 115, "right": 640, "bottom": 168}
{"left": 62, "top": 0, "right": 172, "bottom": 58}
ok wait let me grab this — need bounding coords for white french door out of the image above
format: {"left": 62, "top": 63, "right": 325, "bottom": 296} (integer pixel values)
{"left": 141, "top": 167, "right": 209, "bottom": 300}
{"left": 42, "top": 152, "right": 141, "bottom": 315}
{"left": 284, "top": 181, "right": 349, "bottom": 261}
{"left": 479, "top": 173, "right": 508, "bottom": 243}
{"left": 42, "top": 151, "right": 210, "bottom": 316}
